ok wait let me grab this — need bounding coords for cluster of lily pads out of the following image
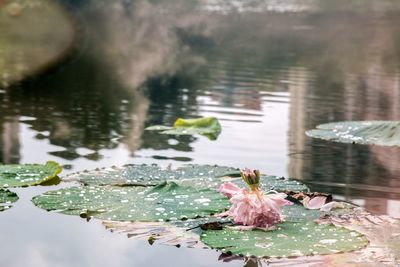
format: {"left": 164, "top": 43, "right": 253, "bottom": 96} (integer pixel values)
{"left": 0, "top": 161, "right": 61, "bottom": 211}
{"left": 1, "top": 119, "right": 400, "bottom": 262}
{"left": 1, "top": 161, "right": 370, "bottom": 258}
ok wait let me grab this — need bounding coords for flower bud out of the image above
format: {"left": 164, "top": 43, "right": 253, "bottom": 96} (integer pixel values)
{"left": 240, "top": 168, "right": 260, "bottom": 190}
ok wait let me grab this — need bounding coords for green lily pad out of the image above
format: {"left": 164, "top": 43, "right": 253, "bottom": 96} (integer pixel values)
{"left": 201, "top": 221, "right": 368, "bottom": 258}
{"left": 0, "top": 0, "right": 75, "bottom": 86}
{"left": 282, "top": 204, "right": 321, "bottom": 222}
{"left": 65, "top": 164, "right": 240, "bottom": 186}
{"left": 32, "top": 181, "right": 230, "bottom": 221}
{"left": 0, "top": 161, "right": 62, "bottom": 188}
{"left": 0, "top": 189, "right": 18, "bottom": 212}
{"left": 306, "top": 121, "right": 400, "bottom": 146}
{"left": 146, "top": 117, "right": 222, "bottom": 140}
{"left": 67, "top": 164, "right": 309, "bottom": 193}
{"left": 180, "top": 175, "right": 309, "bottom": 193}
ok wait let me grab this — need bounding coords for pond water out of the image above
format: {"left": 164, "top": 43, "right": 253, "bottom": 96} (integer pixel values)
{"left": 1, "top": 0, "right": 400, "bottom": 266}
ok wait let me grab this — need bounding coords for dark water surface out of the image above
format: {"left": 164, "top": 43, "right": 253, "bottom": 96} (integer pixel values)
{"left": 1, "top": 0, "right": 400, "bottom": 266}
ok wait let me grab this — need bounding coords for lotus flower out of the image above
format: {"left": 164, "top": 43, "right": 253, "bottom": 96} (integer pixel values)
{"left": 218, "top": 169, "right": 292, "bottom": 229}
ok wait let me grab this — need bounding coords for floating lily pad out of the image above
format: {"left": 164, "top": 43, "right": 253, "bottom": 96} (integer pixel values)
{"left": 0, "top": 189, "right": 18, "bottom": 212}
{"left": 67, "top": 164, "right": 309, "bottom": 193}
{"left": 282, "top": 204, "right": 321, "bottom": 222}
{"left": 0, "top": 0, "right": 75, "bottom": 86}
{"left": 146, "top": 117, "right": 222, "bottom": 140}
{"left": 65, "top": 164, "right": 240, "bottom": 186}
{"left": 180, "top": 175, "right": 309, "bottom": 193}
{"left": 0, "top": 161, "right": 62, "bottom": 187}
{"left": 306, "top": 121, "right": 400, "bottom": 146}
{"left": 201, "top": 221, "right": 368, "bottom": 258}
{"left": 32, "top": 181, "right": 230, "bottom": 221}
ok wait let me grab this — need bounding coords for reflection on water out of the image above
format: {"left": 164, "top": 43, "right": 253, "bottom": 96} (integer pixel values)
{"left": 1, "top": 0, "right": 400, "bottom": 266}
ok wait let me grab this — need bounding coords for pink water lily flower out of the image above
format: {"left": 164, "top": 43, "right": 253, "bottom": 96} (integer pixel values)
{"left": 218, "top": 169, "right": 292, "bottom": 229}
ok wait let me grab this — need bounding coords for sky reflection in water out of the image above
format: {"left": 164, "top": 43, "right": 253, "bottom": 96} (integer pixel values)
{"left": 1, "top": 0, "right": 400, "bottom": 266}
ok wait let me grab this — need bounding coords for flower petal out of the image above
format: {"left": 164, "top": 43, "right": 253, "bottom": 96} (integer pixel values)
{"left": 218, "top": 182, "right": 241, "bottom": 198}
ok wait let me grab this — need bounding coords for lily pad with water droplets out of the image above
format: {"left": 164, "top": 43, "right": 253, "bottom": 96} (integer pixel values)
{"left": 306, "top": 121, "right": 400, "bottom": 146}
{"left": 179, "top": 175, "right": 309, "bottom": 193}
{"left": 67, "top": 164, "right": 309, "bottom": 193}
{"left": 281, "top": 204, "right": 321, "bottom": 222}
{"left": 201, "top": 221, "right": 368, "bottom": 258}
{"left": 146, "top": 117, "right": 222, "bottom": 140}
{"left": 32, "top": 181, "right": 230, "bottom": 221}
{"left": 0, "top": 161, "right": 62, "bottom": 188}
{"left": 0, "top": 189, "right": 18, "bottom": 212}
{"left": 65, "top": 164, "right": 240, "bottom": 186}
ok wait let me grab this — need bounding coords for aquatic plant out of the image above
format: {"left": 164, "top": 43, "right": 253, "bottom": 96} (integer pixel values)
{"left": 146, "top": 117, "right": 222, "bottom": 140}
{"left": 30, "top": 164, "right": 373, "bottom": 258}
{"left": 218, "top": 169, "right": 292, "bottom": 229}
{"left": 0, "top": 189, "right": 18, "bottom": 212}
{"left": 306, "top": 121, "right": 400, "bottom": 146}
{"left": 0, "top": 161, "right": 62, "bottom": 188}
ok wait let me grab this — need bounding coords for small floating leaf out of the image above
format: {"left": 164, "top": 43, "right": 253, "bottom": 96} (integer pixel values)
{"left": 32, "top": 181, "right": 230, "bottom": 221}
{"left": 306, "top": 121, "right": 400, "bottom": 146}
{"left": 201, "top": 221, "right": 368, "bottom": 258}
{"left": 0, "top": 189, "right": 18, "bottom": 212}
{"left": 0, "top": 161, "right": 62, "bottom": 188}
{"left": 146, "top": 117, "right": 222, "bottom": 140}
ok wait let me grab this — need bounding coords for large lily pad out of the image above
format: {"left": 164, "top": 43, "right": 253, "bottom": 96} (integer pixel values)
{"left": 0, "top": 0, "right": 75, "bottom": 86}
{"left": 65, "top": 164, "right": 309, "bottom": 193}
{"left": 0, "top": 161, "right": 62, "bottom": 187}
{"left": 65, "top": 164, "right": 240, "bottom": 186}
{"left": 306, "top": 121, "right": 400, "bottom": 146}
{"left": 0, "top": 189, "right": 18, "bottom": 212}
{"left": 179, "top": 175, "right": 309, "bottom": 194}
{"left": 146, "top": 117, "right": 222, "bottom": 140}
{"left": 32, "top": 181, "right": 230, "bottom": 221}
{"left": 281, "top": 204, "right": 320, "bottom": 222}
{"left": 201, "top": 221, "right": 368, "bottom": 258}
